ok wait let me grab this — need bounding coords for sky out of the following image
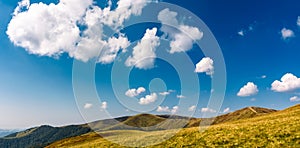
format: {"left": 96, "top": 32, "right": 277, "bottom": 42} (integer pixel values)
{"left": 0, "top": 0, "right": 300, "bottom": 129}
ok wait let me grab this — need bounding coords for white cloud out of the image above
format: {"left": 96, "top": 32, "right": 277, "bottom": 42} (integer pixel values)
{"left": 250, "top": 98, "right": 256, "bottom": 101}
{"left": 159, "top": 90, "right": 175, "bottom": 96}
{"left": 223, "top": 107, "right": 230, "bottom": 113}
{"left": 171, "top": 106, "right": 179, "bottom": 114}
{"left": 281, "top": 28, "right": 295, "bottom": 40}
{"left": 238, "top": 30, "right": 244, "bottom": 36}
{"left": 158, "top": 8, "right": 203, "bottom": 53}
{"left": 13, "top": 0, "right": 30, "bottom": 16}
{"left": 139, "top": 93, "right": 157, "bottom": 105}
{"left": 84, "top": 103, "right": 93, "bottom": 109}
{"left": 98, "top": 34, "right": 130, "bottom": 64}
{"left": 101, "top": 101, "right": 107, "bottom": 109}
{"left": 201, "top": 107, "right": 216, "bottom": 113}
{"left": 157, "top": 106, "right": 170, "bottom": 112}
{"left": 156, "top": 105, "right": 178, "bottom": 114}
{"left": 290, "top": 96, "right": 300, "bottom": 102}
{"left": 188, "top": 105, "right": 196, "bottom": 111}
{"left": 271, "top": 73, "right": 300, "bottom": 92}
{"left": 125, "top": 87, "right": 146, "bottom": 97}
{"left": 176, "top": 95, "right": 186, "bottom": 99}
{"left": 7, "top": 0, "right": 148, "bottom": 63}
{"left": 125, "top": 28, "right": 160, "bottom": 69}
{"left": 297, "top": 16, "right": 300, "bottom": 27}
{"left": 261, "top": 75, "right": 267, "bottom": 79}
{"left": 237, "top": 82, "right": 259, "bottom": 97}
{"left": 195, "top": 57, "right": 214, "bottom": 76}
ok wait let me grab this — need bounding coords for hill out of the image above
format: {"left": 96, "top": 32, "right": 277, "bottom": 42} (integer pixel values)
{"left": 0, "top": 125, "right": 91, "bottom": 148}
{"left": 46, "top": 104, "right": 300, "bottom": 147}
{"left": 0, "top": 129, "right": 20, "bottom": 138}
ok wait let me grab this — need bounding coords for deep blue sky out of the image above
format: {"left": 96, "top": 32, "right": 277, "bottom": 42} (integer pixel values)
{"left": 0, "top": 0, "right": 300, "bottom": 129}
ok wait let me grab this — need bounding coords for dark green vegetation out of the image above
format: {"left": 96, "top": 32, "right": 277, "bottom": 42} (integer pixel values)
{"left": 0, "top": 125, "right": 91, "bottom": 148}
{"left": 2, "top": 105, "right": 300, "bottom": 148}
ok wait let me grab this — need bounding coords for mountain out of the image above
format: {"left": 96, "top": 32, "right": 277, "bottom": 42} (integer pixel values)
{"left": 0, "top": 129, "right": 20, "bottom": 138}
{"left": 0, "top": 105, "right": 289, "bottom": 148}
{"left": 46, "top": 104, "right": 300, "bottom": 147}
{"left": 0, "top": 125, "right": 91, "bottom": 148}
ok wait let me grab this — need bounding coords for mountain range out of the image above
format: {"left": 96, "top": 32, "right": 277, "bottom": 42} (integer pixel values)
{"left": 0, "top": 104, "right": 299, "bottom": 147}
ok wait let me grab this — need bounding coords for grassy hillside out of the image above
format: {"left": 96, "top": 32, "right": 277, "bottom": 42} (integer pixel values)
{"left": 47, "top": 104, "right": 300, "bottom": 147}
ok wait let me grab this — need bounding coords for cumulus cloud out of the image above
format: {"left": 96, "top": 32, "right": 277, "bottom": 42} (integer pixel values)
{"left": 156, "top": 105, "right": 178, "bottom": 114}
{"left": 297, "top": 16, "right": 300, "bottom": 27}
{"left": 7, "top": 0, "right": 148, "bottom": 63}
{"left": 237, "top": 82, "right": 259, "bottom": 97}
{"left": 271, "top": 73, "right": 300, "bottom": 92}
{"left": 101, "top": 101, "right": 107, "bottom": 109}
{"left": 223, "top": 107, "right": 230, "bottom": 113}
{"left": 176, "top": 95, "right": 186, "bottom": 99}
{"left": 84, "top": 103, "right": 93, "bottom": 109}
{"left": 188, "top": 105, "right": 196, "bottom": 111}
{"left": 290, "top": 96, "right": 300, "bottom": 102}
{"left": 139, "top": 93, "right": 157, "bottom": 105}
{"left": 201, "top": 107, "right": 216, "bottom": 113}
{"left": 125, "top": 28, "right": 160, "bottom": 69}
{"left": 195, "top": 57, "right": 214, "bottom": 76}
{"left": 125, "top": 87, "right": 146, "bottom": 97}
{"left": 281, "top": 28, "right": 294, "bottom": 40}
{"left": 158, "top": 8, "right": 203, "bottom": 53}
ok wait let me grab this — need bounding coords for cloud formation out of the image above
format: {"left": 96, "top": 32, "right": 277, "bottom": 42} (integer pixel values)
{"left": 156, "top": 105, "right": 178, "bottom": 114}
{"left": 125, "top": 87, "right": 146, "bottom": 97}
{"left": 237, "top": 82, "right": 259, "bottom": 97}
{"left": 201, "top": 107, "right": 216, "bottom": 113}
{"left": 139, "top": 93, "right": 157, "bottom": 105}
{"left": 158, "top": 8, "right": 203, "bottom": 53}
{"left": 281, "top": 28, "right": 294, "bottom": 40}
{"left": 176, "top": 95, "right": 186, "bottom": 99}
{"left": 195, "top": 57, "right": 214, "bottom": 76}
{"left": 7, "top": 0, "right": 148, "bottom": 62}
{"left": 223, "top": 107, "right": 230, "bottom": 113}
{"left": 101, "top": 101, "right": 107, "bottom": 109}
{"left": 125, "top": 28, "right": 160, "bottom": 69}
{"left": 297, "top": 16, "right": 300, "bottom": 27}
{"left": 290, "top": 96, "right": 300, "bottom": 102}
{"left": 188, "top": 105, "right": 196, "bottom": 111}
{"left": 271, "top": 73, "right": 300, "bottom": 92}
{"left": 84, "top": 103, "right": 93, "bottom": 109}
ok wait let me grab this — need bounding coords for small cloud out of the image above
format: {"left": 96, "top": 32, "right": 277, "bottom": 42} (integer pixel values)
{"left": 125, "top": 87, "right": 146, "bottom": 97}
{"left": 101, "top": 101, "right": 107, "bottom": 109}
{"left": 195, "top": 57, "right": 214, "bottom": 76}
{"left": 201, "top": 107, "right": 216, "bottom": 113}
{"left": 139, "top": 93, "right": 158, "bottom": 105}
{"left": 159, "top": 90, "right": 174, "bottom": 96}
{"left": 261, "top": 75, "right": 267, "bottom": 79}
{"left": 188, "top": 105, "right": 196, "bottom": 111}
{"left": 156, "top": 105, "right": 178, "bottom": 114}
{"left": 237, "top": 82, "right": 259, "bottom": 97}
{"left": 290, "top": 96, "right": 300, "bottom": 102}
{"left": 238, "top": 30, "right": 244, "bottom": 36}
{"left": 271, "top": 73, "right": 300, "bottom": 92}
{"left": 176, "top": 95, "right": 186, "bottom": 99}
{"left": 297, "top": 16, "right": 300, "bottom": 27}
{"left": 157, "top": 106, "right": 170, "bottom": 112}
{"left": 84, "top": 103, "right": 93, "bottom": 109}
{"left": 223, "top": 107, "right": 230, "bottom": 113}
{"left": 250, "top": 98, "right": 256, "bottom": 101}
{"left": 281, "top": 28, "right": 295, "bottom": 40}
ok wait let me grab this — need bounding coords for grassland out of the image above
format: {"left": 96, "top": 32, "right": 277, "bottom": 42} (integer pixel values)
{"left": 47, "top": 104, "right": 300, "bottom": 147}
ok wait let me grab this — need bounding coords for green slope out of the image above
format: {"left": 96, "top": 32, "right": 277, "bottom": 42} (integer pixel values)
{"left": 46, "top": 104, "right": 300, "bottom": 147}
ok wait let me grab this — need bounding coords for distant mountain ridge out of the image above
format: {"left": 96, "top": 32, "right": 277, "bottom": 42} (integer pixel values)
{"left": 0, "top": 106, "right": 279, "bottom": 148}
{"left": 0, "top": 129, "right": 20, "bottom": 138}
